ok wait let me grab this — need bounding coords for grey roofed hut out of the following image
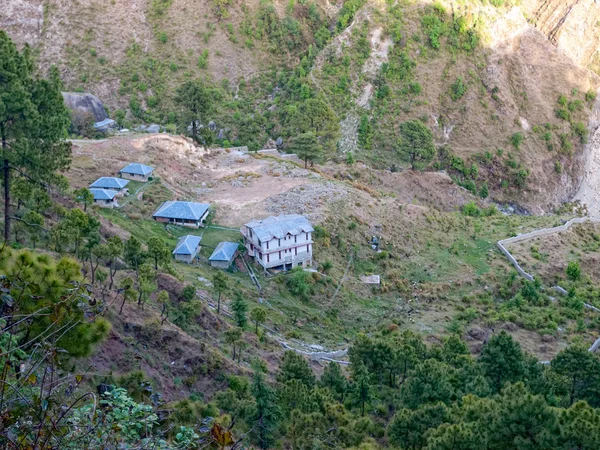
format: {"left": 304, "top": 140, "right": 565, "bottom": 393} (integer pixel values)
{"left": 152, "top": 201, "right": 210, "bottom": 228}
{"left": 209, "top": 242, "right": 239, "bottom": 269}
{"left": 118, "top": 163, "right": 154, "bottom": 181}
{"left": 172, "top": 235, "right": 202, "bottom": 263}
{"left": 89, "top": 188, "right": 119, "bottom": 208}
{"left": 90, "top": 177, "right": 130, "bottom": 195}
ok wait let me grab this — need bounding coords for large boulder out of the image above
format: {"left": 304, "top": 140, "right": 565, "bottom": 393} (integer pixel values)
{"left": 61, "top": 92, "right": 108, "bottom": 122}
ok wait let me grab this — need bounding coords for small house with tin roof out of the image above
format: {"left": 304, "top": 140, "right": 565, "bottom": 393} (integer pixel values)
{"left": 172, "top": 235, "right": 202, "bottom": 263}
{"left": 89, "top": 188, "right": 119, "bottom": 208}
{"left": 209, "top": 242, "right": 239, "bottom": 269}
{"left": 90, "top": 177, "right": 130, "bottom": 196}
{"left": 118, "top": 163, "right": 155, "bottom": 181}
{"left": 152, "top": 201, "right": 210, "bottom": 228}
{"left": 241, "top": 214, "right": 313, "bottom": 270}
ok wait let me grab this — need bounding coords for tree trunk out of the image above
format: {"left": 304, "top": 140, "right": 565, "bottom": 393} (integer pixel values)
{"left": 217, "top": 292, "right": 221, "bottom": 314}
{"left": 2, "top": 123, "right": 10, "bottom": 243}
{"left": 119, "top": 293, "right": 127, "bottom": 315}
{"left": 255, "top": 320, "right": 259, "bottom": 334}
{"left": 304, "top": 157, "right": 308, "bottom": 169}
{"left": 109, "top": 261, "right": 115, "bottom": 290}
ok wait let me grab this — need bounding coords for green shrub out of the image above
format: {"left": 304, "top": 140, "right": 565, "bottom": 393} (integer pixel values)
{"left": 572, "top": 121, "right": 588, "bottom": 144}
{"left": 585, "top": 90, "right": 597, "bottom": 102}
{"left": 554, "top": 161, "right": 562, "bottom": 173}
{"left": 450, "top": 77, "right": 467, "bottom": 101}
{"left": 157, "top": 32, "right": 168, "bottom": 44}
{"left": 555, "top": 108, "right": 570, "bottom": 121}
{"left": 557, "top": 94, "right": 568, "bottom": 107}
{"left": 566, "top": 261, "right": 581, "bottom": 281}
{"left": 462, "top": 201, "right": 480, "bottom": 217}
{"left": 568, "top": 99, "right": 584, "bottom": 112}
{"left": 510, "top": 132, "right": 523, "bottom": 150}
{"left": 197, "top": 49, "right": 209, "bottom": 69}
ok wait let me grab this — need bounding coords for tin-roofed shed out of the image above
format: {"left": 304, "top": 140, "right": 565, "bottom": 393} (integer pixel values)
{"left": 172, "top": 235, "right": 202, "bottom": 263}
{"left": 209, "top": 242, "right": 239, "bottom": 269}
{"left": 152, "top": 201, "right": 210, "bottom": 228}
{"left": 118, "top": 163, "right": 155, "bottom": 181}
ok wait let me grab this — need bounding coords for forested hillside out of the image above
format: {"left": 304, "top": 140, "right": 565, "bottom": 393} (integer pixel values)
{"left": 3, "top": 0, "right": 600, "bottom": 448}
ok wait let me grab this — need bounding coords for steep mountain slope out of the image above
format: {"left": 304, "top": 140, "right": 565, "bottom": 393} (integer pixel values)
{"left": 3, "top": 0, "right": 600, "bottom": 212}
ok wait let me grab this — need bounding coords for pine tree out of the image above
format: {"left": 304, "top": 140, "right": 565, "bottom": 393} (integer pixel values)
{"left": 251, "top": 369, "right": 280, "bottom": 450}
{"left": 250, "top": 306, "right": 267, "bottom": 334}
{"left": 74, "top": 187, "right": 94, "bottom": 211}
{"left": 175, "top": 79, "right": 214, "bottom": 144}
{"left": 288, "top": 132, "right": 322, "bottom": 168}
{"left": 479, "top": 331, "right": 525, "bottom": 392}
{"left": 388, "top": 403, "right": 449, "bottom": 449}
{"left": 124, "top": 236, "right": 145, "bottom": 273}
{"left": 350, "top": 361, "right": 372, "bottom": 416}
{"left": 319, "top": 361, "right": 348, "bottom": 402}
{"left": 0, "top": 33, "right": 71, "bottom": 242}
{"left": 147, "top": 236, "right": 169, "bottom": 270}
{"left": 213, "top": 271, "right": 228, "bottom": 314}
{"left": 231, "top": 291, "right": 248, "bottom": 328}
{"left": 105, "top": 235, "right": 123, "bottom": 289}
{"left": 551, "top": 345, "right": 600, "bottom": 406}
{"left": 426, "top": 422, "right": 483, "bottom": 450}
{"left": 397, "top": 119, "right": 435, "bottom": 170}
{"left": 401, "top": 359, "right": 454, "bottom": 408}
{"left": 289, "top": 97, "right": 340, "bottom": 155}
{"left": 277, "top": 351, "right": 316, "bottom": 388}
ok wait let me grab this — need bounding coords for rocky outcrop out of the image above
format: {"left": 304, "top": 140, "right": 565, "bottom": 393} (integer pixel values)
{"left": 524, "top": 0, "right": 600, "bottom": 70}
{"left": 61, "top": 92, "right": 108, "bottom": 122}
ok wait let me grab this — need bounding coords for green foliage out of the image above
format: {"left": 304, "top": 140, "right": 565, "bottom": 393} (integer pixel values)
{"left": 181, "top": 284, "right": 196, "bottom": 301}
{"left": 566, "top": 260, "right": 581, "bottom": 281}
{"left": 397, "top": 120, "right": 435, "bottom": 170}
{"left": 510, "top": 132, "right": 524, "bottom": 150}
{"left": 197, "top": 49, "right": 209, "bottom": 69}
{"left": 250, "top": 306, "right": 267, "bottom": 333}
{"left": 286, "top": 267, "right": 315, "bottom": 300}
{"left": 288, "top": 132, "right": 322, "bottom": 168}
{"left": 0, "top": 33, "right": 71, "bottom": 242}
{"left": 479, "top": 331, "right": 525, "bottom": 392}
{"left": 175, "top": 79, "right": 214, "bottom": 144}
{"left": 450, "top": 77, "right": 467, "bottom": 101}
{"left": 277, "top": 351, "right": 316, "bottom": 387}
{"left": 572, "top": 121, "right": 588, "bottom": 144}
{"left": 358, "top": 114, "right": 373, "bottom": 150}
{"left": 231, "top": 290, "right": 248, "bottom": 328}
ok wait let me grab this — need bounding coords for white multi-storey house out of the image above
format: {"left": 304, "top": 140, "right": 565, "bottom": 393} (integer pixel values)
{"left": 241, "top": 214, "right": 314, "bottom": 271}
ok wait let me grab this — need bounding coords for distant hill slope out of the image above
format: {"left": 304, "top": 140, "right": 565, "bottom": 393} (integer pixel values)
{"left": 3, "top": 0, "right": 600, "bottom": 211}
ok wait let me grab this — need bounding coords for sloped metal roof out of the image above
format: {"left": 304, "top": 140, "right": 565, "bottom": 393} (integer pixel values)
{"left": 153, "top": 201, "right": 210, "bottom": 221}
{"left": 90, "top": 177, "right": 130, "bottom": 189}
{"left": 90, "top": 188, "right": 118, "bottom": 201}
{"left": 172, "top": 235, "right": 202, "bottom": 255}
{"left": 209, "top": 242, "right": 239, "bottom": 262}
{"left": 119, "top": 163, "right": 154, "bottom": 176}
{"left": 244, "top": 214, "right": 314, "bottom": 241}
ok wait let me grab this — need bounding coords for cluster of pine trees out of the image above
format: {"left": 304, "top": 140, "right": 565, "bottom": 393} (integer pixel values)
{"left": 209, "top": 328, "right": 600, "bottom": 449}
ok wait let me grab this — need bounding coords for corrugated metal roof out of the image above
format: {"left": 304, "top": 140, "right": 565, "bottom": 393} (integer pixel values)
{"left": 90, "top": 177, "right": 130, "bottom": 189}
{"left": 244, "top": 214, "right": 313, "bottom": 241}
{"left": 90, "top": 188, "right": 118, "bottom": 200}
{"left": 173, "top": 235, "right": 202, "bottom": 255}
{"left": 153, "top": 201, "right": 210, "bottom": 221}
{"left": 120, "top": 163, "right": 154, "bottom": 176}
{"left": 209, "top": 242, "right": 239, "bottom": 261}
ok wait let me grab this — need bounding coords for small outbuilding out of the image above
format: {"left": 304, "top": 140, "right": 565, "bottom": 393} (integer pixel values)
{"left": 118, "top": 163, "right": 154, "bottom": 181}
{"left": 90, "top": 177, "right": 130, "bottom": 196}
{"left": 172, "top": 235, "right": 202, "bottom": 264}
{"left": 209, "top": 242, "right": 239, "bottom": 269}
{"left": 152, "top": 201, "right": 210, "bottom": 228}
{"left": 89, "top": 188, "right": 119, "bottom": 208}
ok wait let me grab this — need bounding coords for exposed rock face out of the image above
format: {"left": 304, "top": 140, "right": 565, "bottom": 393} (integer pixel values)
{"left": 61, "top": 92, "right": 108, "bottom": 122}
{"left": 524, "top": 0, "right": 600, "bottom": 70}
